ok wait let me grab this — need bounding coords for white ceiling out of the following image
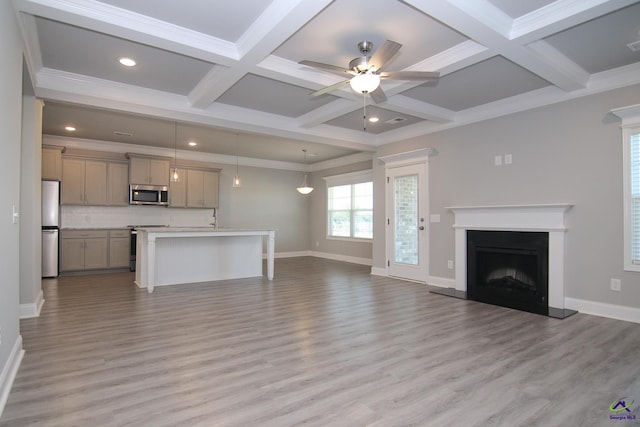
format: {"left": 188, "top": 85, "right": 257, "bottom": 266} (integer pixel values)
{"left": 13, "top": 0, "right": 640, "bottom": 164}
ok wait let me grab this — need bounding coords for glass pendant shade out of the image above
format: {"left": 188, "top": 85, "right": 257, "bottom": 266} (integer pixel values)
{"left": 296, "top": 174, "right": 313, "bottom": 194}
{"left": 171, "top": 122, "right": 180, "bottom": 182}
{"left": 350, "top": 73, "right": 380, "bottom": 94}
{"left": 233, "top": 173, "right": 241, "bottom": 188}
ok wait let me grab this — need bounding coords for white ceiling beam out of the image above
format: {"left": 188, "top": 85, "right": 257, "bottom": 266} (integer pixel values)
{"left": 383, "top": 95, "right": 455, "bottom": 123}
{"left": 404, "top": 0, "right": 588, "bottom": 91}
{"left": 188, "top": 0, "right": 332, "bottom": 109}
{"left": 13, "top": 0, "right": 239, "bottom": 64}
{"left": 511, "top": 0, "right": 639, "bottom": 43}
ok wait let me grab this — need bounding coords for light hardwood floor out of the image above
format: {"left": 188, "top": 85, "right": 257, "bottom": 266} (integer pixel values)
{"left": 2, "top": 257, "right": 639, "bottom": 427}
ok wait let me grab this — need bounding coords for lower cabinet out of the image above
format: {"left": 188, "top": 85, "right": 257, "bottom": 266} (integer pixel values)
{"left": 108, "top": 229, "right": 130, "bottom": 268}
{"left": 61, "top": 229, "right": 131, "bottom": 272}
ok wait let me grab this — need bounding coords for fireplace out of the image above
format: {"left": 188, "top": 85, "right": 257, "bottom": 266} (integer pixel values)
{"left": 467, "top": 230, "right": 548, "bottom": 315}
{"left": 435, "top": 204, "right": 576, "bottom": 318}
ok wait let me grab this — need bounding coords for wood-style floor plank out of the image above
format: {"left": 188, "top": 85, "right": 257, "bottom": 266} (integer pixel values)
{"left": 1, "top": 257, "right": 639, "bottom": 426}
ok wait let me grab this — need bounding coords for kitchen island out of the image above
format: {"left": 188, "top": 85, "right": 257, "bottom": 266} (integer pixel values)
{"left": 135, "top": 227, "right": 275, "bottom": 292}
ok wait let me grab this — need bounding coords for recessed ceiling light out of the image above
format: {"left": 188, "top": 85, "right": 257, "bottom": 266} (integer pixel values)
{"left": 64, "top": 126, "right": 76, "bottom": 132}
{"left": 188, "top": 141, "right": 197, "bottom": 146}
{"left": 118, "top": 57, "right": 136, "bottom": 67}
{"left": 368, "top": 117, "right": 379, "bottom": 123}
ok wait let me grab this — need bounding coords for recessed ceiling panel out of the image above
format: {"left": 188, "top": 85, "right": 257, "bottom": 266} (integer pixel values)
{"left": 216, "top": 74, "right": 338, "bottom": 117}
{"left": 487, "top": 0, "right": 556, "bottom": 19}
{"left": 402, "top": 56, "right": 550, "bottom": 111}
{"left": 325, "top": 106, "right": 425, "bottom": 134}
{"left": 36, "top": 17, "right": 213, "bottom": 95}
{"left": 98, "top": 0, "right": 271, "bottom": 41}
{"left": 275, "top": 0, "right": 467, "bottom": 71}
{"left": 543, "top": 3, "right": 640, "bottom": 74}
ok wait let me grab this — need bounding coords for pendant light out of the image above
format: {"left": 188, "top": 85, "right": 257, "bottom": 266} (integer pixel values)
{"left": 232, "top": 134, "right": 241, "bottom": 188}
{"left": 296, "top": 149, "right": 313, "bottom": 194}
{"left": 171, "top": 121, "right": 180, "bottom": 182}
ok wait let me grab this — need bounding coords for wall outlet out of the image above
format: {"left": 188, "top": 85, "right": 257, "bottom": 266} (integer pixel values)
{"left": 430, "top": 214, "right": 441, "bottom": 223}
{"left": 494, "top": 155, "right": 502, "bottom": 166}
{"left": 610, "top": 278, "right": 621, "bottom": 291}
{"left": 504, "top": 154, "right": 512, "bottom": 165}
{"left": 447, "top": 260, "right": 454, "bottom": 269}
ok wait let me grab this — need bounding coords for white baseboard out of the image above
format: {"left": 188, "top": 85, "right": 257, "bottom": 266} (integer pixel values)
{"left": 370, "top": 266, "right": 387, "bottom": 277}
{"left": 0, "top": 335, "right": 24, "bottom": 419}
{"left": 427, "top": 276, "right": 456, "bottom": 288}
{"left": 309, "top": 251, "right": 372, "bottom": 266}
{"left": 271, "top": 251, "right": 311, "bottom": 259}
{"left": 565, "top": 297, "right": 640, "bottom": 324}
{"left": 19, "top": 289, "right": 44, "bottom": 319}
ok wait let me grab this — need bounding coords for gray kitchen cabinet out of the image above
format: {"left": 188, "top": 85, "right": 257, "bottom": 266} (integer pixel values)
{"left": 169, "top": 174, "right": 187, "bottom": 207}
{"left": 128, "top": 156, "right": 170, "bottom": 186}
{"left": 42, "top": 146, "right": 63, "bottom": 180}
{"left": 186, "top": 169, "right": 219, "bottom": 208}
{"left": 61, "top": 158, "right": 107, "bottom": 205}
{"left": 108, "top": 229, "right": 130, "bottom": 268}
{"left": 60, "top": 230, "right": 108, "bottom": 272}
{"left": 107, "top": 162, "right": 129, "bottom": 206}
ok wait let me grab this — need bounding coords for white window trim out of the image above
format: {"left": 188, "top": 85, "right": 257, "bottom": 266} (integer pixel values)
{"left": 323, "top": 170, "right": 373, "bottom": 241}
{"left": 612, "top": 104, "right": 640, "bottom": 272}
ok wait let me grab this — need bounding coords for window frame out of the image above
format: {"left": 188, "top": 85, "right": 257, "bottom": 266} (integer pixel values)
{"left": 612, "top": 104, "right": 640, "bottom": 272}
{"left": 323, "top": 170, "right": 373, "bottom": 241}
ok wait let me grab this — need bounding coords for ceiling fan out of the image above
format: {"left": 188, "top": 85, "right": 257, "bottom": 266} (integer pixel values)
{"left": 299, "top": 40, "right": 440, "bottom": 103}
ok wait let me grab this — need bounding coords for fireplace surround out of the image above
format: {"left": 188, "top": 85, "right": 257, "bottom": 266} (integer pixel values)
{"left": 436, "top": 204, "right": 576, "bottom": 318}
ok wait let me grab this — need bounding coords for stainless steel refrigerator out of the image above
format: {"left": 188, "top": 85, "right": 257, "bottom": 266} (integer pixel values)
{"left": 42, "top": 180, "right": 60, "bottom": 278}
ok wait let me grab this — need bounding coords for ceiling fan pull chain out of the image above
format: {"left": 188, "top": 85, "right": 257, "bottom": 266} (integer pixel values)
{"left": 363, "top": 93, "right": 367, "bottom": 132}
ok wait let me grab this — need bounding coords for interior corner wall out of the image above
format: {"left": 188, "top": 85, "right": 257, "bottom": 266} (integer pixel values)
{"left": 0, "top": 0, "right": 25, "bottom": 415}
{"left": 20, "top": 95, "right": 44, "bottom": 315}
{"left": 373, "top": 84, "right": 640, "bottom": 310}
{"left": 309, "top": 160, "right": 373, "bottom": 262}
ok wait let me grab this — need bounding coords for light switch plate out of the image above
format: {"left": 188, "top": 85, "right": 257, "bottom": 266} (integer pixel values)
{"left": 430, "top": 214, "right": 440, "bottom": 223}
{"left": 494, "top": 155, "right": 502, "bottom": 166}
{"left": 504, "top": 154, "right": 512, "bottom": 164}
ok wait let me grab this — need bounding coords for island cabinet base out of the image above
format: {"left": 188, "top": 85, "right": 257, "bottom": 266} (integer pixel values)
{"left": 135, "top": 228, "right": 275, "bottom": 292}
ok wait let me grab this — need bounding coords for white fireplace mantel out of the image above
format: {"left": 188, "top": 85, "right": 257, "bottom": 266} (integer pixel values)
{"left": 448, "top": 204, "right": 573, "bottom": 309}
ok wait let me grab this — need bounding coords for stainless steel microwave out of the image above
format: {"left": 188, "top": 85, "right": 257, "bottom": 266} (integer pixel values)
{"left": 129, "top": 184, "right": 169, "bottom": 206}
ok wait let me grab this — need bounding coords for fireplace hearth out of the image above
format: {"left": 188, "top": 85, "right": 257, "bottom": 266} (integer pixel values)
{"left": 432, "top": 204, "right": 577, "bottom": 319}
{"left": 467, "top": 230, "right": 548, "bottom": 315}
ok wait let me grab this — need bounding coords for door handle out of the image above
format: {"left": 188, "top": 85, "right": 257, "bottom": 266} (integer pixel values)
{"left": 419, "top": 226, "right": 425, "bottom": 230}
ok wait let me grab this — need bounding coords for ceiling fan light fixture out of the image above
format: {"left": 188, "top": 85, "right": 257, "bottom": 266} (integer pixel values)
{"left": 350, "top": 73, "right": 380, "bottom": 94}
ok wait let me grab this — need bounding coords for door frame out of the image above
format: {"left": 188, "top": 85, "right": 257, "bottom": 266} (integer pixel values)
{"left": 379, "top": 148, "right": 435, "bottom": 282}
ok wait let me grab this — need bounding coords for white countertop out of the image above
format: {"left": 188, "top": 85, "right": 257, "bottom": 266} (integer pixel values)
{"left": 135, "top": 226, "right": 275, "bottom": 233}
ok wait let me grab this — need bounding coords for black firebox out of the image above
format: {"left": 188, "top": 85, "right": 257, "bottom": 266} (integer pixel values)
{"left": 467, "top": 230, "right": 548, "bottom": 315}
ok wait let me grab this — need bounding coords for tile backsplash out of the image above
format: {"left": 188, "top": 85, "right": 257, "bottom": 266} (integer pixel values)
{"left": 61, "top": 205, "right": 215, "bottom": 229}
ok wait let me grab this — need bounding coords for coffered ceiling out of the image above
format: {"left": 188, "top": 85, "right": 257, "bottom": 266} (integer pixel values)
{"left": 13, "top": 0, "right": 640, "bottom": 164}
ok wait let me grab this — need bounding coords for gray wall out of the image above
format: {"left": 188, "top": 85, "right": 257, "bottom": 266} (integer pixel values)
{"left": 0, "top": 0, "right": 24, "bottom": 405}
{"left": 374, "top": 84, "right": 640, "bottom": 309}
{"left": 217, "top": 163, "right": 311, "bottom": 253}
{"left": 309, "top": 160, "right": 373, "bottom": 261}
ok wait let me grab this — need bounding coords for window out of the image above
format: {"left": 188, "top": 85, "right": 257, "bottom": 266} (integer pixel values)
{"left": 613, "top": 105, "right": 640, "bottom": 272}
{"left": 323, "top": 170, "right": 373, "bottom": 240}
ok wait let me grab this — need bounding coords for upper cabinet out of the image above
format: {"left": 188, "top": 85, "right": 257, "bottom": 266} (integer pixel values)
{"left": 42, "top": 145, "right": 64, "bottom": 180}
{"left": 61, "top": 156, "right": 128, "bottom": 206}
{"left": 107, "top": 162, "right": 129, "bottom": 206}
{"left": 169, "top": 168, "right": 219, "bottom": 208}
{"left": 187, "top": 169, "right": 219, "bottom": 208}
{"left": 128, "top": 155, "right": 170, "bottom": 186}
{"left": 61, "top": 158, "right": 107, "bottom": 205}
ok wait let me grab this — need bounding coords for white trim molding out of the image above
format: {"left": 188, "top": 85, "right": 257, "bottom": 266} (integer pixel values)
{"left": 19, "top": 289, "right": 44, "bottom": 319}
{"left": 0, "top": 336, "right": 24, "bottom": 419}
{"left": 448, "top": 204, "right": 573, "bottom": 310}
{"left": 310, "top": 251, "right": 372, "bottom": 266}
{"left": 565, "top": 298, "right": 640, "bottom": 324}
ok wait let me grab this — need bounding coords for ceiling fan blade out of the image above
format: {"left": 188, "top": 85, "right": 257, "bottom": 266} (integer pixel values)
{"left": 380, "top": 71, "right": 440, "bottom": 81}
{"left": 310, "top": 80, "right": 350, "bottom": 97}
{"left": 299, "top": 60, "right": 355, "bottom": 77}
{"left": 369, "top": 40, "right": 402, "bottom": 71}
{"left": 369, "top": 86, "right": 387, "bottom": 104}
